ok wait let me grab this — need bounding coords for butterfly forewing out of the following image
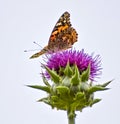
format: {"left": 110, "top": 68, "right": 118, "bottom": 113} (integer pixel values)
{"left": 52, "top": 12, "right": 71, "bottom": 32}
{"left": 48, "top": 12, "right": 71, "bottom": 42}
{"left": 47, "top": 11, "right": 77, "bottom": 51}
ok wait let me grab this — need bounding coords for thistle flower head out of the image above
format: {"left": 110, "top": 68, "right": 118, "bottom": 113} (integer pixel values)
{"left": 44, "top": 49, "right": 102, "bottom": 81}
{"left": 28, "top": 49, "right": 111, "bottom": 113}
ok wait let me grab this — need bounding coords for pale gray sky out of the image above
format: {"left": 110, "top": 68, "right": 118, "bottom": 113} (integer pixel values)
{"left": 0, "top": 0, "right": 120, "bottom": 124}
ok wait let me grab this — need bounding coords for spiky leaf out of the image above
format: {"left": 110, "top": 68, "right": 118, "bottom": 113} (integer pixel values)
{"left": 87, "top": 86, "right": 109, "bottom": 94}
{"left": 43, "top": 65, "right": 60, "bottom": 84}
{"left": 81, "top": 64, "right": 90, "bottom": 82}
{"left": 89, "top": 98, "right": 101, "bottom": 106}
{"left": 71, "top": 65, "right": 81, "bottom": 85}
{"left": 64, "top": 61, "right": 73, "bottom": 77}
{"left": 99, "top": 80, "right": 112, "bottom": 87}
{"left": 27, "top": 85, "right": 50, "bottom": 93}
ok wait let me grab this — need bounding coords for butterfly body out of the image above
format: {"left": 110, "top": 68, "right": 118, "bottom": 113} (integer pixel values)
{"left": 30, "top": 11, "right": 78, "bottom": 59}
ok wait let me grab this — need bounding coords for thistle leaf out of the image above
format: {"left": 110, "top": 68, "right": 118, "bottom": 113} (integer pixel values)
{"left": 41, "top": 72, "right": 51, "bottom": 86}
{"left": 27, "top": 85, "right": 50, "bottom": 93}
{"left": 98, "top": 80, "right": 112, "bottom": 87}
{"left": 64, "top": 61, "right": 73, "bottom": 77}
{"left": 75, "top": 92, "right": 84, "bottom": 99}
{"left": 56, "top": 86, "right": 70, "bottom": 95}
{"left": 89, "top": 98, "right": 101, "bottom": 106}
{"left": 81, "top": 64, "right": 90, "bottom": 82}
{"left": 71, "top": 65, "right": 81, "bottom": 85}
{"left": 87, "top": 86, "right": 109, "bottom": 94}
{"left": 43, "top": 65, "right": 60, "bottom": 84}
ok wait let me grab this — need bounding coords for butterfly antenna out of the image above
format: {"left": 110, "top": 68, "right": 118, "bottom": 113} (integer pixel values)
{"left": 24, "top": 48, "right": 40, "bottom": 52}
{"left": 33, "top": 41, "right": 43, "bottom": 49}
{"left": 24, "top": 41, "right": 43, "bottom": 52}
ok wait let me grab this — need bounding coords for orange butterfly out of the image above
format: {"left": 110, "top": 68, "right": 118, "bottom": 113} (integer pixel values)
{"left": 30, "top": 11, "right": 78, "bottom": 59}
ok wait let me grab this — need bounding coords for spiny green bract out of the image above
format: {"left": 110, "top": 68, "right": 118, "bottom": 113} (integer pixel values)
{"left": 28, "top": 62, "right": 111, "bottom": 112}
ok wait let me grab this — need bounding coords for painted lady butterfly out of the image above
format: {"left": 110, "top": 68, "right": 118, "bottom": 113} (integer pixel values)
{"left": 30, "top": 11, "right": 78, "bottom": 59}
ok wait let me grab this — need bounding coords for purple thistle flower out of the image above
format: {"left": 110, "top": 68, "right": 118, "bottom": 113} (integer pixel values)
{"left": 44, "top": 49, "right": 102, "bottom": 81}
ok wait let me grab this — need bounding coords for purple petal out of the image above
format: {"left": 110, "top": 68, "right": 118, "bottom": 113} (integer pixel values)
{"left": 43, "top": 49, "right": 102, "bottom": 81}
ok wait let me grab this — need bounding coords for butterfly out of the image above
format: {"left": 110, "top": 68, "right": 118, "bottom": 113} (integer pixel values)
{"left": 30, "top": 11, "right": 78, "bottom": 59}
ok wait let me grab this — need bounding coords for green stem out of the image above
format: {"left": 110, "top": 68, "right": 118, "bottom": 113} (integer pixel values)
{"left": 67, "top": 110, "right": 76, "bottom": 124}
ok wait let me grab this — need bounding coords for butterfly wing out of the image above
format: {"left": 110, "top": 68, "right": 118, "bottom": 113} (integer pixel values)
{"left": 47, "top": 11, "right": 78, "bottom": 52}
{"left": 30, "top": 11, "right": 78, "bottom": 59}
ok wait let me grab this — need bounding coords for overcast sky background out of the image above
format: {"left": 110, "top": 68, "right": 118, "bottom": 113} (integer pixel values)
{"left": 1, "top": 0, "right": 120, "bottom": 124}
